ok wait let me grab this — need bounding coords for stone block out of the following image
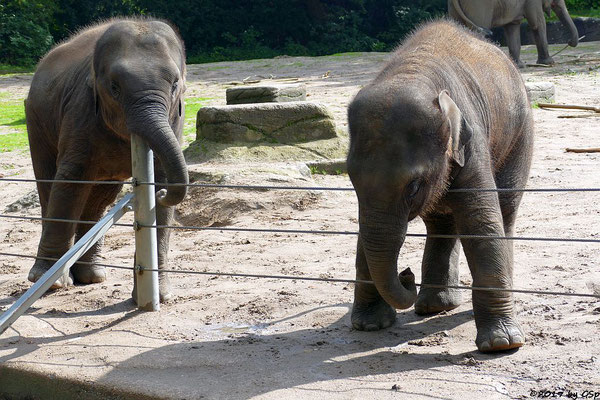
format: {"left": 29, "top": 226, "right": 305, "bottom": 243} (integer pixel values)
{"left": 196, "top": 102, "right": 337, "bottom": 144}
{"left": 226, "top": 84, "right": 307, "bottom": 104}
{"left": 525, "top": 82, "right": 555, "bottom": 102}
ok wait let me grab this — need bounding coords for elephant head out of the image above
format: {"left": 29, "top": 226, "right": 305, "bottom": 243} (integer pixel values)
{"left": 91, "top": 20, "right": 188, "bottom": 206}
{"left": 347, "top": 85, "right": 470, "bottom": 310}
{"left": 545, "top": 0, "right": 579, "bottom": 47}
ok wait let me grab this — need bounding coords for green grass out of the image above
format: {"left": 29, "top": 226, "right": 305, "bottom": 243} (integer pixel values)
{"left": 0, "top": 64, "right": 35, "bottom": 75}
{"left": 327, "top": 52, "right": 364, "bottom": 58}
{"left": 0, "top": 92, "right": 28, "bottom": 152}
{"left": 183, "top": 97, "right": 212, "bottom": 143}
{"left": 205, "top": 65, "right": 231, "bottom": 71}
{"left": 548, "top": 8, "right": 600, "bottom": 20}
{"left": 0, "top": 94, "right": 213, "bottom": 152}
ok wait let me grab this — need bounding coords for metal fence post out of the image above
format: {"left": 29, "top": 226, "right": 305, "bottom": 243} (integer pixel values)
{"left": 131, "top": 134, "right": 160, "bottom": 311}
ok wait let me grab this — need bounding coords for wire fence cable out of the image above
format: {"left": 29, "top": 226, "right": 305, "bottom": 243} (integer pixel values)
{"left": 2, "top": 213, "right": 600, "bottom": 244}
{"left": 0, "top": 251, "right": 598, "bottom": 299}
{"left": 3, "top": 177, "right": 600, "bottom": 193}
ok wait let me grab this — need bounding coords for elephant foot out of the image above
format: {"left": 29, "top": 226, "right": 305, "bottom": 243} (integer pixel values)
{"left": 159, "top": 272, "right": 173, "bottom": 302}
{"left": 536, "top": 57, "right": 555, "bottom": 66}
{"left": 475, "top": 314, "right": 525, "bottom": 352}
{"left": 414, "top": 287, "right": 461, "bottom": 315}
{"left": 28, "top": 260, "right": 73, "bottom": 289}
{"left": 71, "top": 263, "right": 106, "bottom": 284}
{"left": 351, "top": 298, "right": 396, "bottom": 331}
{"left": 131, "top": 271, "right": 173, "bottom": 304}
{"left": 516, "top": 59, "right": 526, "bottom": 69}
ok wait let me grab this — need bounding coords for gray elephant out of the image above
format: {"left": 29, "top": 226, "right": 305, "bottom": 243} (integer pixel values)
{"left": 448, "top": 0, "right": 579, "bottom": 66}
{"left": 25, "top": 18, "right": 188, "bottom": 302}
{"left": 347, "top": 20, "right": 534, "bottom": 352}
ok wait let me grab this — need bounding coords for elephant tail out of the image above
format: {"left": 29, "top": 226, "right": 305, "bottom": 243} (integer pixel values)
{"left": 449, "top": 0, "right": 493, "bottom": 37}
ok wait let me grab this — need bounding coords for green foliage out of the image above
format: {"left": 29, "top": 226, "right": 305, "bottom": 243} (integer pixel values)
{"left": 0, "top": 92, "right": 28, "bottom": 152}
{"left": 50, "top": 0, "right": 143, "bottom": 42}
{"left": 140, "top": 0, "right": 447, "bottom": 62}
{"left": 1, "top": 1, "right": 448, "bottom": 66}
{"left": 0, "top": 0, "right": 55, "bottom": 66}
{"left": 565, "top": 0, "right": 599, "bottom": 9}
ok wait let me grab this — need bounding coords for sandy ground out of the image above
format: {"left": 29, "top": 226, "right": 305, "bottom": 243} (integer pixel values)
{"left": 1, "top": 41, "right": 600, "bottom": 399}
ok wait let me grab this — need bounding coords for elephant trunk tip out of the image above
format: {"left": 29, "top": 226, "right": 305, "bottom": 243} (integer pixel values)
{"left": 568, "top": 37, "right": 579, "bottom": 47}
{"left": 374, "top": 267, "right": 417, "bottom": 310}
{"left": 156, "top": 182, "right": 188, "bottom": 207}
{"left": 394, "top": 267, "right": 418, "bottom": 308}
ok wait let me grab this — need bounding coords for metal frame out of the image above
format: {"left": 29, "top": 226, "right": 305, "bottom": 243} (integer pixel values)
{"left": 0, "top": 135, "right": 160, "bottom": 335}
{"left": 0, "top": 193, "right": 134, "bottom": 335}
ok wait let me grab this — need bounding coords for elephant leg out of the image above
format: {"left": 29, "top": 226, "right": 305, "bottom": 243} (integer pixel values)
{"left": 155, "top": 202, "right": 174, "bottom": 302}
{"left": 351, "top": 234, "right": 397, "bottom": 331}
{"left": 71, "top": 183, "right": 123, "bottom": 284}
{"left": 28, "top": 164, "right": 93, "bottom": 289}
{"left": 504, "top": 22, "right": 524, "bottom": 68}
{"left": 525, "top": 6, "right": 554, "bottom": 65}
{"left": 414, "top": 213, "right": 462, "bottom": 315}
{"left": 131, "top": 167, "right": 174, "bottom": 303}
{"left": 449, "top": 168, "right": 524, "bottom": 352}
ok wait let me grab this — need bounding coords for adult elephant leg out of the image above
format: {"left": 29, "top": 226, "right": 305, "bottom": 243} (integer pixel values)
{"left": 525, "top": 5, "right": 554, "bottom": 65}
{"left": 71, "top": 183, "right": 123, "bottom": 284}
{"left": 351, "top": 234, "right": 397, "bottom": 331}
{"left": 504, "top": 22, "right": 525, "bottom": 67}
{"left": 449, "top": 168, "right": 525, "bottom": 352}
{"left": 415, "top": 213, "right": 462, "bottom": 315}
{"left": 28, "top": 166, "right": 93, "bottom": 289}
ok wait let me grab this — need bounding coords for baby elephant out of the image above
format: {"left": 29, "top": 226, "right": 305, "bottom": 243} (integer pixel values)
{"left": 25, "top": 18, "right": 188, "bottom": 302}
{"left": 347, "top": 20, "right": 533, "bottom": 352}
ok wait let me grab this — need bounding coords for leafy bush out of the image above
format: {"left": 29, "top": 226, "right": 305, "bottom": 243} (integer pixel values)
{"left": 565, "top": 0, "right": 599, "bottom": 9}
{"left": 0, "top": 0, "right": 54, "bottom": 66}
{"left": 1, "top": 0, "right": 449, "bottom": 66}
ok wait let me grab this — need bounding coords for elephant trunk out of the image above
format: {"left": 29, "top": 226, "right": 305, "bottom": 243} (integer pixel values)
{"left": 127, "top": 100, "right": 188, "bottom": 206}
{"left": 552, "top": 1, "right": 579, "bottom": 47}
{"left": 359, "top": 206, "right": 417, "bottom": 309}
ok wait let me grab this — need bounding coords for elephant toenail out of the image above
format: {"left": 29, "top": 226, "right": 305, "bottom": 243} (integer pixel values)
{"left": 513, "top": 335, "right": 525, "bottom": 344}
{"left": 479, "top": 341, "right": 491, "bottom": 351}
{"left": 493, "top": 337, "right": 510, "bottom": 348}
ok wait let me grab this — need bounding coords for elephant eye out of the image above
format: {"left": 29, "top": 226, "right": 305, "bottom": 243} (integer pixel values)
{"left": 171, "top": 80, "right": 179, "bottom": 97}
{"left": 406, "top": 179, "right": 421, "bottom": 200}
{"left": 110, "top": 81, "right": 120, "bottom": 98}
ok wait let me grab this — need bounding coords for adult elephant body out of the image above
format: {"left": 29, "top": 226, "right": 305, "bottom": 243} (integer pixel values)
{"left": 448, "top": 0, "right": 579, "bottom": 66}
{"left": 347, "top": 20, "right": 533, "bottom": 352}
{"left": 25, "top": 18, "right": 188, "bottom": 302}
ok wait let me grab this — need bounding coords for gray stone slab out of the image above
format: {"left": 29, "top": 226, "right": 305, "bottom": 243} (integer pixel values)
{"left": 226, "top": 83, "right": 307, "bottom": 105}
{"left": 196, "top": 101, "right": 337, "bottom": 144}
{"left": 525, "top": 82, "right": 555, "bottom": 102}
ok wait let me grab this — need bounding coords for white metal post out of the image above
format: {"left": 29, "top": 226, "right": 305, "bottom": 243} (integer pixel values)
{"left": 131, "top": 134, "right": 160, "bottom": 311}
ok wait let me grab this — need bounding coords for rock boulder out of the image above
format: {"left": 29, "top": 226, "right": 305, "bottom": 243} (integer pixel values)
{"left": 196, "top": 102, "right": 337, "bottom": 144}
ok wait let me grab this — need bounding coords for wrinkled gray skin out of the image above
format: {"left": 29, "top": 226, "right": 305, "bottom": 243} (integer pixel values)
{"left": 25, "top": 18, "right": 188, "bottom": 303}
{"left": 347, "top": 20, "right": 534, "bottom": 352}
{"left": 449, "top": 0, "right": 579, "bottom": 67}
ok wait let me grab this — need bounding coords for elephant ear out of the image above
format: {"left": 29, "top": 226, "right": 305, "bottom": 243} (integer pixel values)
{"left": 87, "top": 69, "right": 100, "bottom": 117}
{"left": 438, "top": 90, "right": 472, "bottom": 167}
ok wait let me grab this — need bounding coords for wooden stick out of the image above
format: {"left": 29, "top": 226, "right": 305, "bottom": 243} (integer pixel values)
{"left": 538, "top": 103, "right": 600, "bottom": 113}
{"left": 566, "top": 148, "right": 600, "bottom": 153}
{"left": 558, "top": 114, "right": 600, "bottom": 119}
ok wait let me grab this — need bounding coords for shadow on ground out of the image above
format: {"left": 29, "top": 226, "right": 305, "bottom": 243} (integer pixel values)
{"left": 90, "top": 304, "right": 514, "bottom": 399}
